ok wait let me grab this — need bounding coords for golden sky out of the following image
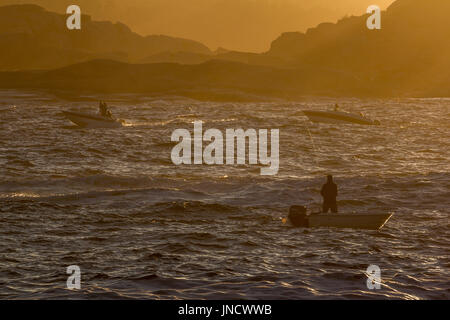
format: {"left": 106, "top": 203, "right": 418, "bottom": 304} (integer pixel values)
{"left": 4, "top": 0, "right": 395, "bottom": 52}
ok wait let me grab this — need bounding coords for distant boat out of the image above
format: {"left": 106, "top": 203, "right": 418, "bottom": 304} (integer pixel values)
{"left": 62, "top": 111, "right": 124, "bottom": 128}
{"left": 288, "top": 206, "right": 393, "bottom": 230}
{"left": 303, "top": 110, "right": 380, "bottom": 125}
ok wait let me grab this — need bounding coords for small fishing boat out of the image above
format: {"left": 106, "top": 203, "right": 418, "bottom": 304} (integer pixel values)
{"left": 62, "top": 111, "right": 124, "bottom": 128}
{"left": 303, "top": 110, "right": 380, "bottom": 125}
{"left": 288, "top": 206, "right": 393, "bottom": 230}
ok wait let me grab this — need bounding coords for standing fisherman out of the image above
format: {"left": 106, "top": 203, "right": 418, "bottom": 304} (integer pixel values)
{"left": 321, "top": 175, "right": 338, "bottom": 213}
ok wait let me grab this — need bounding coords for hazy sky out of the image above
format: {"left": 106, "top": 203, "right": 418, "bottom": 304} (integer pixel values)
{"left": 4, "top": 0, "right": 395, "bottom": 52}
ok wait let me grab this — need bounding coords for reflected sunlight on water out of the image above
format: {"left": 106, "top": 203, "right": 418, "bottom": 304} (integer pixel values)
{"left": 0, "top": 92, "right": 448, "bottom": 299}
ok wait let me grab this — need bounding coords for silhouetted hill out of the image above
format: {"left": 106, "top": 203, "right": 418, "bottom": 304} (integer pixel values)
{"left": 267, "top": 0, "right": 450, "bottom": 95}
{"left": 1, "top": 0, "right": 450, "bottom": 98}
{"left": 0, "top": 4, "right": 211, "bottom": 71}
{"left": 140, "top": 51, "right": 213, "bottom": 65}
{"left": 2, "top": 0, "right": 396, "bottom": 52}
{"left": 0, "top": 59, "right": 374, "bottom": 100}
{"left": 139, "top": 50, "right": 285, "bottom": 67}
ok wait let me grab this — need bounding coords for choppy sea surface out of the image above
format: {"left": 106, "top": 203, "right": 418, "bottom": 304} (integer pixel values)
{"left": 0, "top": 90, "right": 449, "bottom": 300}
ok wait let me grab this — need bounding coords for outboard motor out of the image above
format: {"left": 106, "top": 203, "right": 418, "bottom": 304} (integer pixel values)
{"left": 288, "top": 205, "right": 309, "bottom": 227}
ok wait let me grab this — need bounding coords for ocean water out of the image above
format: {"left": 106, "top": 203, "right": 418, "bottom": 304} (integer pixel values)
{"left": 0, "top": 90, "right": 449, "bottom": 299}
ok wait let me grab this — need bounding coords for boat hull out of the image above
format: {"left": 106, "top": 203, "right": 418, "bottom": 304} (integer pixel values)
{"left": 303, "top": 110, "right": 379, "bottom": 125}
{"left": 63, "top": 111, "right": 123, "bottom": 128}
{"left": 307, "top": 213, "right": 393, "bottom": 230}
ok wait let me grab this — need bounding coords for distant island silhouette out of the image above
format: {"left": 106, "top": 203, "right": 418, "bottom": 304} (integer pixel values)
{"left": 1, "top": 0, "right": 450, "bottom": 100}
{"left": 0, "top": 4, "right": 212, "bottom": 71}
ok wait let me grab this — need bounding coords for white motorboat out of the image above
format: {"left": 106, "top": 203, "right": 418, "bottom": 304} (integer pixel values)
{"left": 288, "top": 206, "right": 393, "bottom": 230}
{"left": 62, "top": 111, "right": 124, "bottom": 128}
{"left": 303, "top": 110, "right": 380, "bottom": 125}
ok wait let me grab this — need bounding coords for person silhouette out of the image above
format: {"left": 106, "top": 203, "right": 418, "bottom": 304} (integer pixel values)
{"left": 99, "top": 101, "right": 112, "bottom": 118}
{"left": 321, "top": 175, "right": 338, "bottom": 213}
